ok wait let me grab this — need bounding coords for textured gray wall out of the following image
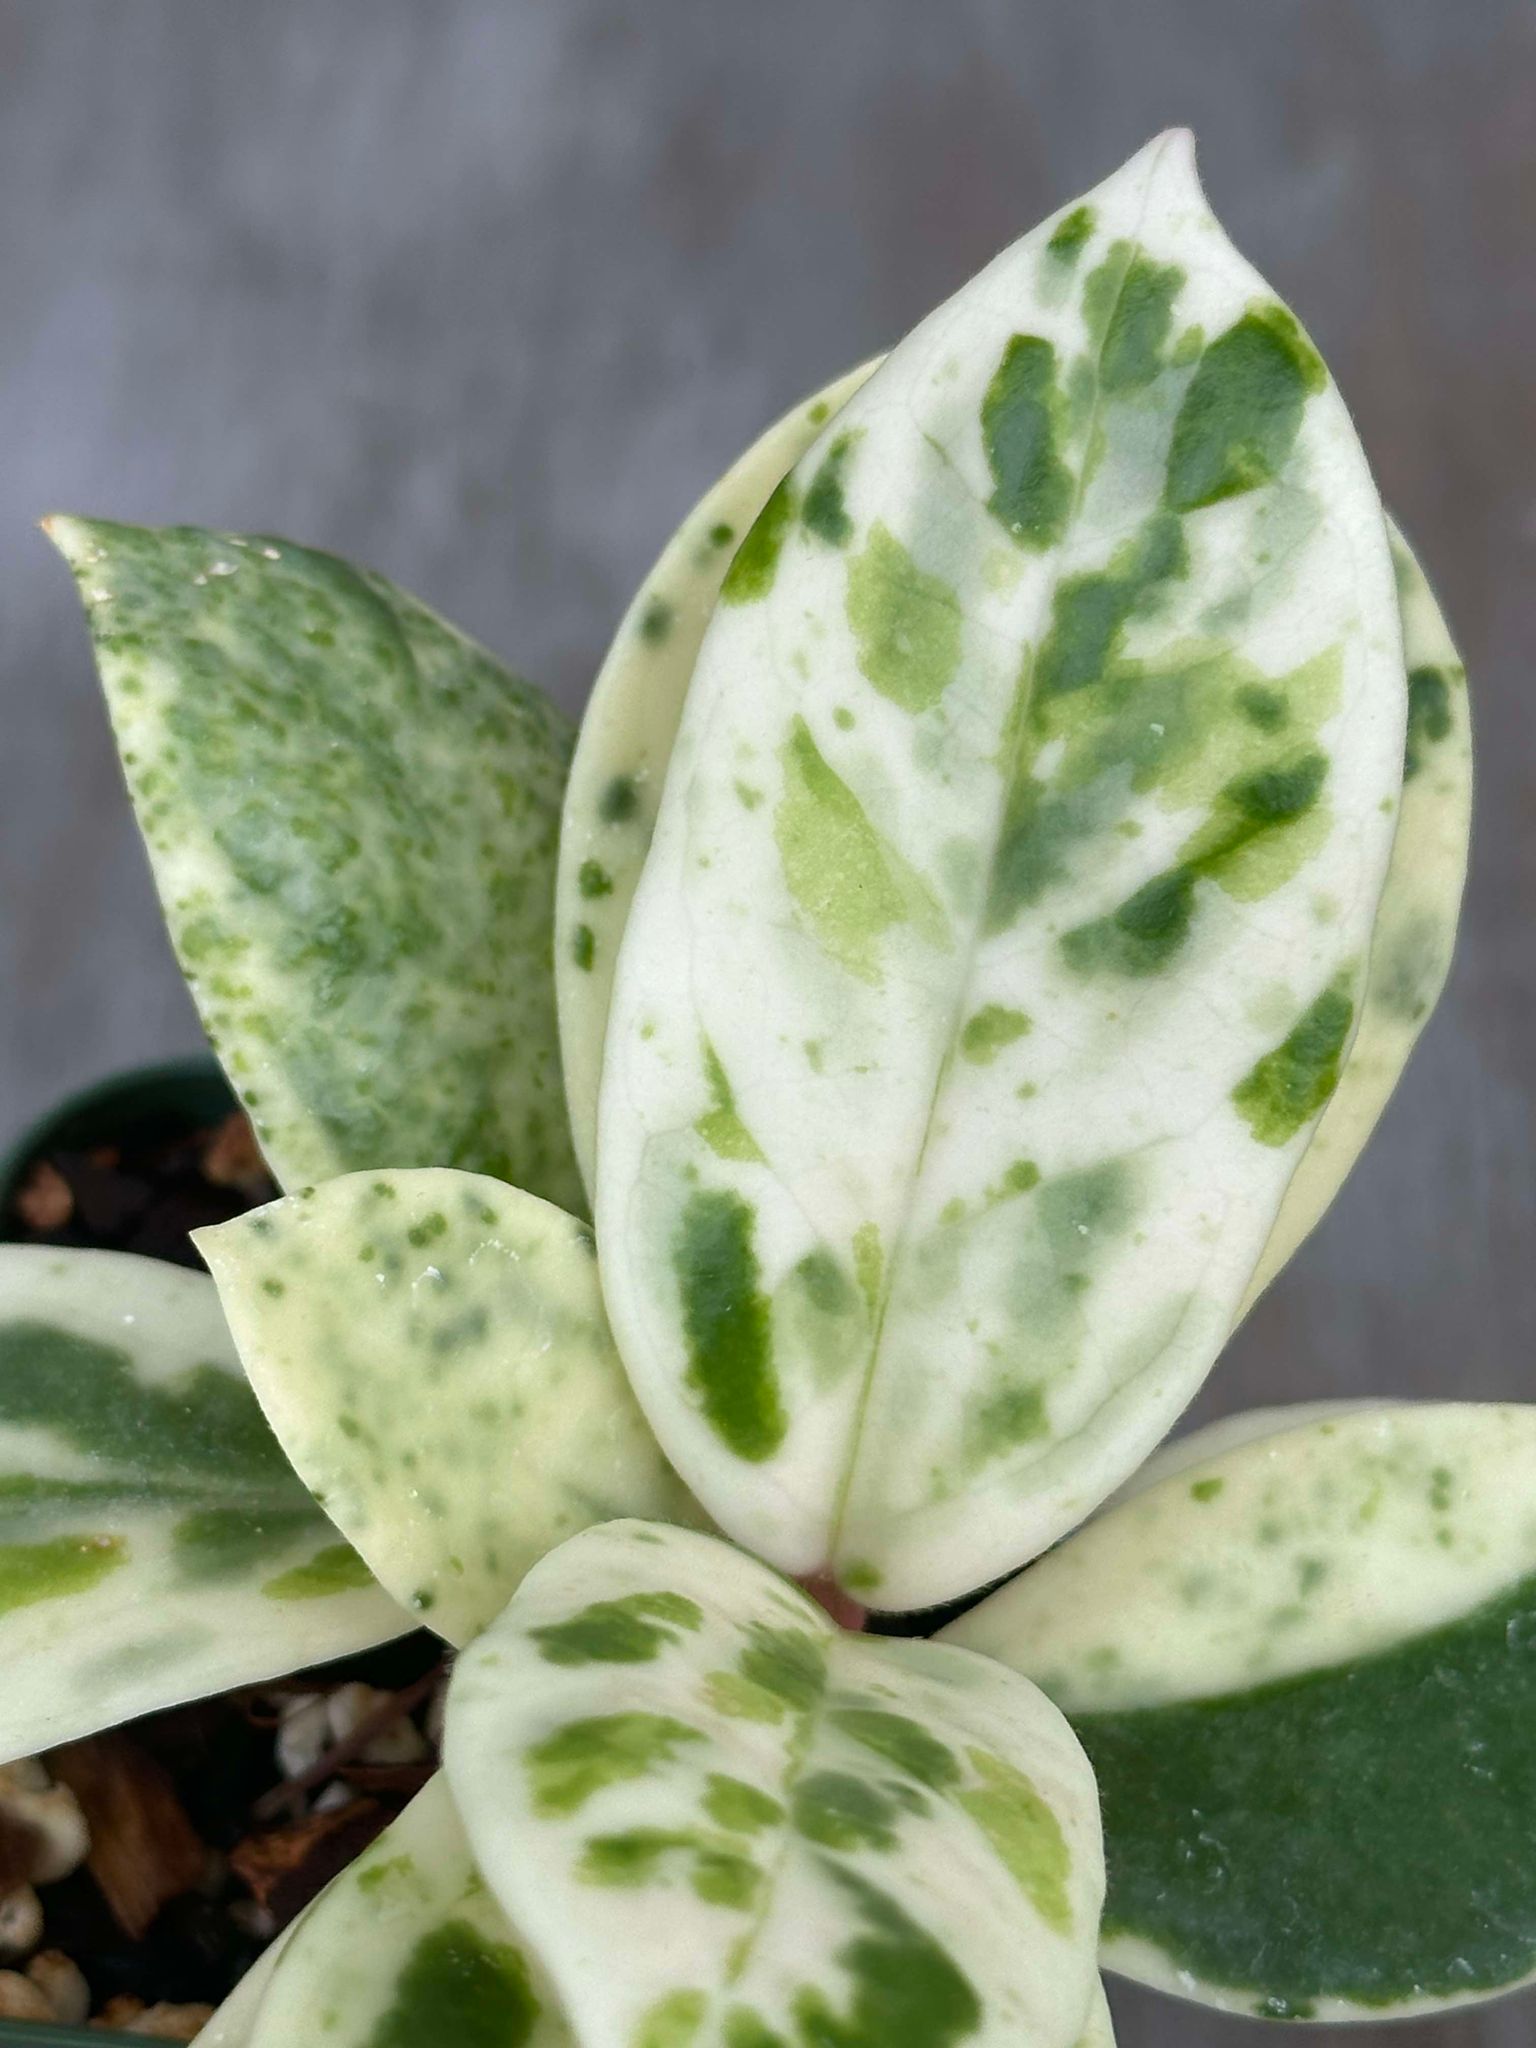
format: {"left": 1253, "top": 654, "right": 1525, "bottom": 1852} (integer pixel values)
{"left": 1, "top": 4, "right": 1533, "bottom": 2042}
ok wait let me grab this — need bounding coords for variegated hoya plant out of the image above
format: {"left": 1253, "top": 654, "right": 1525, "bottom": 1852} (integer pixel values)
{"left": 7, "top": 129, "right": 1503, "bottom": 2043}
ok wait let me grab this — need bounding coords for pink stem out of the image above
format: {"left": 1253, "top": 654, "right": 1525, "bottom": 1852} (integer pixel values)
{"left": 799, "top": 1571, "right": 869, "bottom": 1633}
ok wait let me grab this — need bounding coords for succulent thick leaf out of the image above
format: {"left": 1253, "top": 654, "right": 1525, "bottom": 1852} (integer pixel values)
{"left": 445, "top": 1519, "right": 1104, "bottom": 2048}
{"left": 0, "top": 1245, "right": 406, "bottom": 1766}
{"left": 246, "top": 1775, "right": 571, "bottom": 2048}
{"left": 569, "top": 361, "right": 1462, "bottom": 1330}
{"left": 196, "top": 1170, "right": 699, "bottom": 1645}
{"left": 567, "top": 374, "right": 1462, "bottom": 1346}
{"left": 595, "top": 131, "right": 1406, "bottom": 1608}
{"left": 557, "top": 364, "right": 878, "bottom": 1196}
{"left": 1240, "top": 523, "right": 1469, "bottom": 1309}
{"left": 49, "top": 517, "right": 581, "bottom": 1210}
{"left": 946, "top": 1402, "right": 1536, "bottom": 2021}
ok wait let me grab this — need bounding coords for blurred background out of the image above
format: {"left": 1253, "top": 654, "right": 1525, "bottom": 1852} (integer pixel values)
{"left": 0, "top": 4, "right": 1531, "bottom": 2041}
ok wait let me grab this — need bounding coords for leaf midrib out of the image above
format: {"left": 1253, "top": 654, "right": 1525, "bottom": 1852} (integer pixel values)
{"left": 825, "top": 160, "right": 1169, "bottom": 1571}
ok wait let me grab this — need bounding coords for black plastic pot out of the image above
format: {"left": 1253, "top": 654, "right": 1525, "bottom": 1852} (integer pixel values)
{"left": 0, "top": 1055, "right": 238, "bottom": 1245}
{"left": 0, "top": 2030, "right": 114, "bottom": 2047}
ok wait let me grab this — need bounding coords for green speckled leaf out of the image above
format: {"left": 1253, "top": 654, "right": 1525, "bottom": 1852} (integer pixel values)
{"left": 49, "top": 517, "right": 581, "bottom": 1210}
{"left": 0, "top": 1245, "right": 406, "bottom": 1766}
{"left": 595, "top": 132, "right": 1406, "bottom": 1608}
{"left": 946, "top": 1403, "right": 1536, "bottom": 2021}
{"left": 196, "top": 1171, "right": 700, "bottom": 1646}
{"left": 557, "top": 364, "right": 878, "bottom": 1196}
{"left": 1241, "top": 522, "right": 1470, "bottom": 1308}
{"left": 444, "top": 1520, "right": 1103, "bottom": 2048}
{"left": 246, "top": 1775, "right": 571, "bottom": 2048}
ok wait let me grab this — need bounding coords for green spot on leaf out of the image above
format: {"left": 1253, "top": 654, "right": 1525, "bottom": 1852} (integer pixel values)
{"left": 526, "top": 1712, "right": 703, "bottom": 1817}
{"left": 956, "top": 1747, "right": 1073, "bottom": 1932}
{"left": 831, "top": 1709, "right": 960, "bottom": 1790}
{"left": 793, "top": 1771, "right": 903, "bottom": 1852}
{"left": 722, "top": 478, "right": 798, "bottom": 605}
{"left": 959, "top": 1004, "right": 1033, "bottom": 1064}
{"left": 173, "top": 1505, "right": 318, "bottom": 1583}
{"left": 1061, "top": 867, "right": 1196, "bottom": 978}
{"left": 791, "top": 1866, "right": 981, "bottom": 2048}
{"left": 364, "top": 1918, "right": 540, "bottom": 2048}
{"left": 1404, "top": 665, "right": 1454, "bottom": 779}
{"left": 634, "top": 1989, "right": 707, "bottom": 2048}
{"left": 599, "top": 774, "right": 641, "bottom": 824}
{"left": 1232, "top": 984, "right": 1354, "bottom": 1146}
{"left": 775, "top": 717, "right": 947, "bottom": 985}
{"left": 261, "top": 1542, "right": 374, "bottom": 1600}
{"left": 0, "top": 1533, "right": 127, "bottom": 1615}
{"left": 640, "top": 597, "right": 675, "bottom": 645}
{"left": 530, "top": 1590, "right": 704, "bottom": 1665}
{"left": 1165, "top": 303, "right": 1326, "bottom": 512}
{"left": 980, "top": 335, "right": 1073, "bottom": 549}
{"left": 803, "top": 432, "right": 860, "bottom": 548}
{"left": 579, "top": 1827, "right": 762, "bottom": 1910}
{"left": 1045, "top": 205, "right": 1095, "bottom": 266}
{"left": 1087, "top": 243, "right": 1186, "bottom": 393}
{"left": 704, "top": 1774, "right": 784, "bottom": 1834}
{"left": 698, "top": 1042, "right": 767, "bottom": 1163}
{"left": 673, "top": 1190, "right": 785, "bottom": 1462}
{"left": 845, "top": 524, "right": 963, "bottom": 712}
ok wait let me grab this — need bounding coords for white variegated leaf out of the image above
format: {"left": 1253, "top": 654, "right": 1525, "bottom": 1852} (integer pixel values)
{"left": 48, "top": 518, "right": 582, "bottom": 1211}
{"left": 246, "top": 1775, "right": 571, "bottom": 2048}
{"left": 557, "top": 363, "right": 878, "bottom": 1196}
{"left": 564, "top": 356, "right": 1462, "bottom": 1350}
{"left": 1240, "top": 521, "right": 1470, "bottom": 1309}
{"left": 445, "top": 1520, "right": 1104, "bottom": 2048}
{"left": 595, "top": 131, "right": 1407, "bottom": 1608}
{"left": 567, "top": 370, "right": 1463, "bottom": 1336}
{"left": 946, "top": 1402, "right": 1536, "bottom": 2021}
{"left": 0, "top": 1246, "right": 406, "bottom": 1767}
{"left": 196, "top": 1171, "right": 700, "bottom": 1646}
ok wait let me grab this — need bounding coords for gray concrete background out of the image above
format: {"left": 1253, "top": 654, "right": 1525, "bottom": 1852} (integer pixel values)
{"left": 1, "top": 3, "right": 1532, "bottom": 2040}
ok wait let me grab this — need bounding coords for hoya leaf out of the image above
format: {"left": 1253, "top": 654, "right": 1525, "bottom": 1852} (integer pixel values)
{"left": 0, "top": 1245, "right": 407, "bottom": 1767}
{"left": 568, "top": 353, "right": 1462, "bottom": 1333}
{"left": 48, "top": 518, "right": 582, "bottom": 1211}
{"left": 1241, "top": 521, "right": 1470, "bottom": 1309}
{"left": 557, "top": 364, "right": 878, "bottom": 1196}
{"left": 595, "top": 132, "right": 1406, "bottom": 1608}
{"left": 196, "top": 1171, "right": 700, "bottom": 1646}
{"left": 246, "top": 1775, "right": 571, "bottom": 2048}
{"left": 444, "top": 1519, "right": 1104, "bottom": 2048}
{"left": 946, "top": 1402, "right": 1536, "bottom": 2020}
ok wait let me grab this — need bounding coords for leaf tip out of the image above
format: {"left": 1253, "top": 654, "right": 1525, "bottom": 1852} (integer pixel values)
{"left": 1150, "top": 125, "right": 1203, "bottom": 202}
{"left": 39, "top": 512, "right": 99, "bottom": 577}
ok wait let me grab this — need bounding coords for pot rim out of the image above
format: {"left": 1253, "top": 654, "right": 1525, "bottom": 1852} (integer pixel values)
{"left": 0, "top": 1054, "right": 234, "bottom": 1232}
